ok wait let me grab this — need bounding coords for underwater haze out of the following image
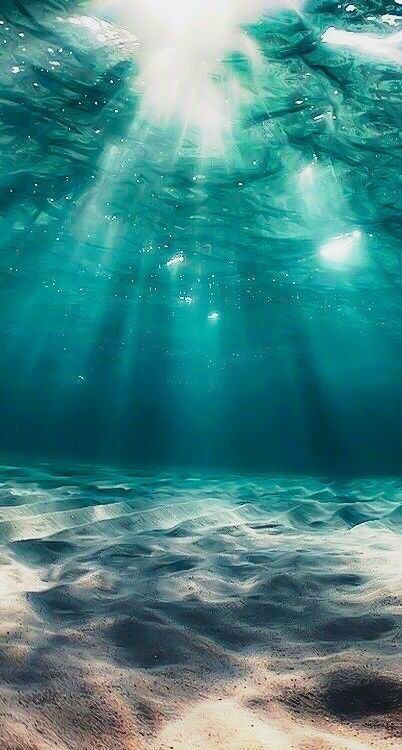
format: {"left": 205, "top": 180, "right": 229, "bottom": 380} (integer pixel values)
{"left": 0, "top": 1, "right": 401, "bottom": 749}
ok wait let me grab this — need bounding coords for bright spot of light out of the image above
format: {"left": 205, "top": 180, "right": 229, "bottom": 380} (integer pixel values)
{"left": 92, "top": 0, "right": 301, "bottom": 150}
{"left": 167, "top": 252, "right": 185, "bottom": 268}
{"left": 208, "top": 311, "right": 220, "bottom": 321}
{"left": 319, "top": 230, "right": 362, "bottom": 265}
{"left": 298, "top": 163, "right": 316, "bottom": 187}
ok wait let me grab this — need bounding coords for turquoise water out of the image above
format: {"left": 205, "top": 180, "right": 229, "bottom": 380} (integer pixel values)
{"left": 0, "top": 0, "right": 401, "bottom": 472}
{"left": 0, "top": 2, "right": 401, "bottom": 748}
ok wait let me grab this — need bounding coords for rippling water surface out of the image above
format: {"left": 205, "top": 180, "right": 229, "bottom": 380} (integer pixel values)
{"left": 0, "top": 0, "right": 401, "bottom": 747}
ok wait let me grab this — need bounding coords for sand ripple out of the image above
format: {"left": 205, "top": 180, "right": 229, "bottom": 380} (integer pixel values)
{"left": 0, "top": 463, "right": 401, "bottom": 749}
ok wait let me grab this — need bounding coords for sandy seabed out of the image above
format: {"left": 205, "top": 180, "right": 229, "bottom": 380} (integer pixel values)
{"left": 0, "top": 463, "right": 401, "bottom": 749}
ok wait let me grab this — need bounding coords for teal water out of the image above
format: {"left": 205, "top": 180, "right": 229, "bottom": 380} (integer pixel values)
{"left": 0, "top": 2, "right": 401, "bottom": 748}
{"left": 0, "top": 0, "right": 401, "bottom": 472}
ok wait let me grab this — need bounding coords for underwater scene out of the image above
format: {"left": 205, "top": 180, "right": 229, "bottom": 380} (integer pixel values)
{"left": 0, "top": 1, "right": 401, "bottom": 748}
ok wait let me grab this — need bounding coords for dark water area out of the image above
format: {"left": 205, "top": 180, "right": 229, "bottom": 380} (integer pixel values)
{"left": 0, "top": 1, "right": 401, "bottom": 748}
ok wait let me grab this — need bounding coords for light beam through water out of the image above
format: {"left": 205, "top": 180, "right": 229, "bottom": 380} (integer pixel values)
{"left": 92, "top": 0, "right": 301, "bottom": 150}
